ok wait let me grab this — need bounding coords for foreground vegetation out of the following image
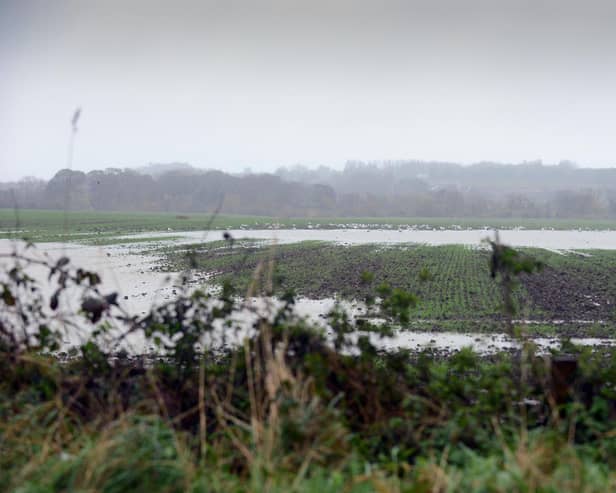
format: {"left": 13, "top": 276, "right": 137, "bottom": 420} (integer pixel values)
{"left": 158, "top": 241, "right": 616, "bottom": 337}
{"left": 2, "top": 208, "right": 616, "bottom": 243}
{"left": 1, "top": 241, "right": 616, "bottom": 491}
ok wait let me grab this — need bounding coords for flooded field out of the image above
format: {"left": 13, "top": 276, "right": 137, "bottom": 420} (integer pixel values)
{"left": 127, "top": 227, "right": 616, "bottom": 250}
{"left": 2, "top": 229, "right": 616, "bottom": 354}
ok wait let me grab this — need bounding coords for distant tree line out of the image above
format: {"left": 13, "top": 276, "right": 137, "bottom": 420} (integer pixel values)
{"left": 3, "top": 160, "right": 616, "bottom": 218}
{"left": 0, "top": 168, "right": 336, "bottom": 217}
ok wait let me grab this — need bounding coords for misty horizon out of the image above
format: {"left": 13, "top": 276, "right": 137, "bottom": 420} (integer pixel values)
{"left": 0, "top": 157, "right": 608, "bottom": 184}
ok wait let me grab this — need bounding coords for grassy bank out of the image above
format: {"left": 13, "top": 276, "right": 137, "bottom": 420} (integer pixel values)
{"left": 0, "top": 209, "right": 267, "bottom": 243}
{"left": 2, "top": 208, "right": 616, "bottom": 243}
{"left": 158, "top": 241, "right": 616, "bottom": 336}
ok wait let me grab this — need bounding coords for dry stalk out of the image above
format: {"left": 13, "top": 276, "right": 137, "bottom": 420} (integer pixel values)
{"left": 199, "top": 355, "right": 207, "bottom": 459}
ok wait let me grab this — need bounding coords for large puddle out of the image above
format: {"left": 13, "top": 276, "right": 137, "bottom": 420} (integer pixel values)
{"left": 2, "top": 233, "right": 616, "bottom": 354}
{"left": 126, "top": 227, "right": 616, "bottom": 250}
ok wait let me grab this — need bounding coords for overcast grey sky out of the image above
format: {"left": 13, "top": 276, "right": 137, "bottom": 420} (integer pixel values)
{"left": 1, "top": 0, "right": 615, "bottom": 180}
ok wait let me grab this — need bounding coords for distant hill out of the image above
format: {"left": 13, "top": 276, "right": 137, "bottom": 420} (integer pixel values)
{"left": 276, "top": 160, "right": 616, "bottom": 197}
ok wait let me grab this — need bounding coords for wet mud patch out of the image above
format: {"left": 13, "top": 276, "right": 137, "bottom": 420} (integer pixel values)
{"left": 522, "top": 264, "right": 615, "bottom": 321}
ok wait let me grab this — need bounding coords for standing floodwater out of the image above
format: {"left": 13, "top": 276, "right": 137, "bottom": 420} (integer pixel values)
{"left": 123, "top": 228, "right": 616, "bottom": 250}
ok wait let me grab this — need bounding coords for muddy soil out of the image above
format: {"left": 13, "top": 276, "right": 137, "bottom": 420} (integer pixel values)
{"left": 522, "top": 266, "right": 614, "bottom": 322}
